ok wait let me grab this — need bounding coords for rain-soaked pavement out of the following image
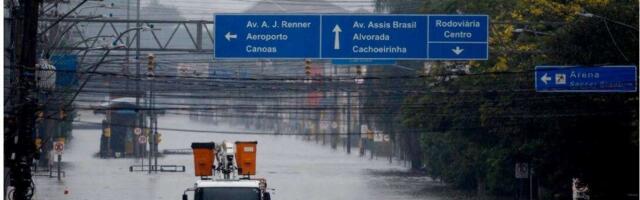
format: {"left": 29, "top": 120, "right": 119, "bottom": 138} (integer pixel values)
{"left": 33, "top": 111, "right": 448, "bottom": 200}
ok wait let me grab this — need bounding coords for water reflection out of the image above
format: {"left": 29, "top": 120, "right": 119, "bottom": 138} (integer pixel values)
{"left": 180, "top": 91, "right": 412, "bottom": 167}
{"left": 34, "top": 87, "right": 446, "bottom": 200}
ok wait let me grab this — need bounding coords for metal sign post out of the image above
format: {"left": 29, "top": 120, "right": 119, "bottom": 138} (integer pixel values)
{"left": 53, "top": 141, "right": 64, "bottom": 181}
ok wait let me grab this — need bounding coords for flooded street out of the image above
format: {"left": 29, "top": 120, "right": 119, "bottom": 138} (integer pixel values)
{"left": 33, "top": 112, "right": 444, "bottom": 200}
{"left": 5, "top": 0, "right": 638, "bottom": 199}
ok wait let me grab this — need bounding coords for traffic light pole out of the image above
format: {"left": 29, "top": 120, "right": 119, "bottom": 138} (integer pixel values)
{"left": 148, "top": 54, "right": 158, "bottom": 171}
{"left": 145, "top": 53, "right": 158, "bottom": 172}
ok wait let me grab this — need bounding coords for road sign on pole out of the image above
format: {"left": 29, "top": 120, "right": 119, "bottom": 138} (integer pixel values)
{"left": 53, "top": 141, "right": 64, "bottom": 155}
{"left": 134, "top": 127, "right": 142, "bottom": 135}
{"left": 535, "top": 66, "right": 637, "bottom": 92}
{"left": 138, "top": 136, "right": 147, "bottom": 144}
{"left": 214, "top": 14, "right": 489, "bottom": 60}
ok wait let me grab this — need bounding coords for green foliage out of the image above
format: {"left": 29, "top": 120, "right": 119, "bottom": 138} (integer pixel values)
{"left": 379, "top": 0, "right": 639, "bottom": 198}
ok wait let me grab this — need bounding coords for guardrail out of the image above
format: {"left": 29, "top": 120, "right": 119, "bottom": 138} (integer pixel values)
{"left": 129, "top": 164, "right": 186, "bottom": 172}
{"left": 162, "top": 148, "right": 192, "bottom": 155}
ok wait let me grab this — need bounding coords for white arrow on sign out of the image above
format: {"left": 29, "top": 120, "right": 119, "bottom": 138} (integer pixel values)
{"left": 541, "top": 73, "right": 551, "bottom": 85}
{"left": 452, "top": 46, "right": 464, "bottom": 55}
{"left": 332, "top": 25, "right": 342, "bottom": 50}
{"left": 225, "top": 32, "right": 237, "bottom": 41}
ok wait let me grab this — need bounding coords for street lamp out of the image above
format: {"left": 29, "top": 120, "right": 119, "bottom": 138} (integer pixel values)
{"left": 578, "top": 12, "right": 639, "bottom": 32}
{"left": 73, "top": 25, "right": 157, "bottom": 66}
{"left": 58, "top": 26, "right": 160, "bottom": 114}
{"left": 43, "top": 15, "right": 104, "bottom": 55}
{"left": 68, "top": 35, "right": 114, "bottom": 49}
{"left": 49, "top": 35, "right": 113, "bottom": 56}
{"left": 73, "top": 3, "right": 120, "bottom": 17}
{"left": 112, "top": 25, "right": 159, "bottom": 46}
{"left": 513, "top": 28, "right": 552, "bottom": 36}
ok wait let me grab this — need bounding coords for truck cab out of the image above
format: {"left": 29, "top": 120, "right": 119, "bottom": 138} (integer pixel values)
{"left": 183, "top": 141, "right": 271, "bottom": 200}
{"left": 187, "top": 179, "right": 270, "bottom": 200}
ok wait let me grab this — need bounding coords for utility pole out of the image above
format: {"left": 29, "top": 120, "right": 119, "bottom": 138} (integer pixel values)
{"left": 8, "top": 0, "right": 40, "bottom": 199}
{"left": 126, "top": 0, "right": 131, "bottom": 86}
{"left": 133, "top": 0, "right": 148, "bottom": 173}
{"left": 147, "top": 53, "right": 158, "bottom": 172}
{"left": 347, "top": 91, "right": 351, "bottom": 154}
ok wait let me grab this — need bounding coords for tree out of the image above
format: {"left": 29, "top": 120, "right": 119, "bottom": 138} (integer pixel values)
{"left": 378, "top": 0, "right": 639, "bottom": 198}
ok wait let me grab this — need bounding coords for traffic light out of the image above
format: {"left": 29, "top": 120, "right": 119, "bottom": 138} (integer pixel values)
{"left": 104, "top": 127, "right": 111, "bottom": 137}
{"left": 35, "top": 138, "right": 42, "bottom": 150}
{"left": 304, "top": 59, "right": 312, "bottom": 76}
{"left": 147, "top": 53, "right": 156, "bottom": 72}
{"left": 59, "top": 109, "right": 66, "bottom": 119}
{"left": 354, "top": 65, "right": 365, "bottom": 84}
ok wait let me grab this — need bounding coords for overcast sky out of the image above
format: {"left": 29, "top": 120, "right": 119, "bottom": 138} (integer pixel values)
{"left": 151, "top": 0, "right": 376, "bottom": 20}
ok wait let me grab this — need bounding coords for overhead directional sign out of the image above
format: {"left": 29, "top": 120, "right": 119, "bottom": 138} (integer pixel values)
{"left": 321, "top": 15, "right": 428, "bottom": 59}
{"left": 535, "top": 66, "right": 637, "bottom": 92}
{"left": 214, "top": 14, "right": 489, "bottom": 60}
{"left": 215, "top": 14, "right": 321, "bottom": 58}
{"left": 428, "top": 15, "right": 489, "bottom": 60}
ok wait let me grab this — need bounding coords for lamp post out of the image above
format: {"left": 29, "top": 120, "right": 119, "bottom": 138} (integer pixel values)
{"left": 50, "top": 26, "right": 159, "bottom": 119}
{"left": 43, "top": 15, "right": 103, "bottom": 56}
{"left": 73, "top": 2, "right": 118, "bottom": 16}
{"left": 48, "top": 35, "right": 113, "bottom": 57}
{"left": 579, "top": 12, "right": 639, "bottom": 32}
{"left": 43, "top": 2, "right": 120, "bottom": 56}
{"left": 513, "top": 28, "right": 552, "bottom": 36}
{"left": 68, "top": 35, "right": 113, "bottom": 49}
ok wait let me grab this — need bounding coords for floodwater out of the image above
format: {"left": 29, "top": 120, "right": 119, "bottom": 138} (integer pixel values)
{"left": 33, "top": 112, "right": 446, "bottom": 200}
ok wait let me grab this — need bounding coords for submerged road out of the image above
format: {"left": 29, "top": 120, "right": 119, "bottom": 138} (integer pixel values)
{"left": 34, "top": 111, "right": 447, "bottom": 200}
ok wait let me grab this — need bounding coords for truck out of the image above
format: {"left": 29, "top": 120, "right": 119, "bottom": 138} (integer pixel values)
{"left": 182, "top": 141, "right": 271, "bottom": 200}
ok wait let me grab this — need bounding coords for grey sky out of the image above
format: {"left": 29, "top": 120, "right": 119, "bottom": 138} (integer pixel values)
{"left": 147, "top": 0, "right": 375, "bottom": 19}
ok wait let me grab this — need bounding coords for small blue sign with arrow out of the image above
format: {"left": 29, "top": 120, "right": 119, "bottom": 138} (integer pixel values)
{"left": 535, "top": 66, "right": 637, "bottom": 92}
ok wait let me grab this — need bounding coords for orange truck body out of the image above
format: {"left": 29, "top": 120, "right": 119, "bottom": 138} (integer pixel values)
{"left": 191, "top": 142, "right": 215, "bottom": 176}
{"left": 235, "top": 141, "right": 257, "bottom": 175}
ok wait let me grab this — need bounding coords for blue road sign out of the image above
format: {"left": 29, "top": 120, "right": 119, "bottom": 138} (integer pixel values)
{"left": 215, "top": 14, "right": 321, "bottom": 59}
{"left": 331, "top": 59, "right": 396, "bottom": 65}
{"left": 535, "top": 66, "right": 637, "bottom": 92}
{"left": 428, "top": 15, "right": 489, "bottom": 60}
{"left": 50, "top": 54, "right": 78, "bottom": 86}
{"left": 428, "top": 43, "right": 487, "bottom": 60}
{"left": 214, "top": 14, "right": 489, "bottom": 60}
{"left": 321, "top": 15, "right": 428, "bottom": 59}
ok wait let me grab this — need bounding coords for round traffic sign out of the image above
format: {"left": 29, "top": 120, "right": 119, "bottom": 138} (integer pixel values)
{"left": 134, "top": 127, "right": 142, "bottom": 135}
{"left": 54, "top": 142, "right": 64, "bottom": 154}
{"left": 137, "top": 136, "right": 147, "bottom": 144}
